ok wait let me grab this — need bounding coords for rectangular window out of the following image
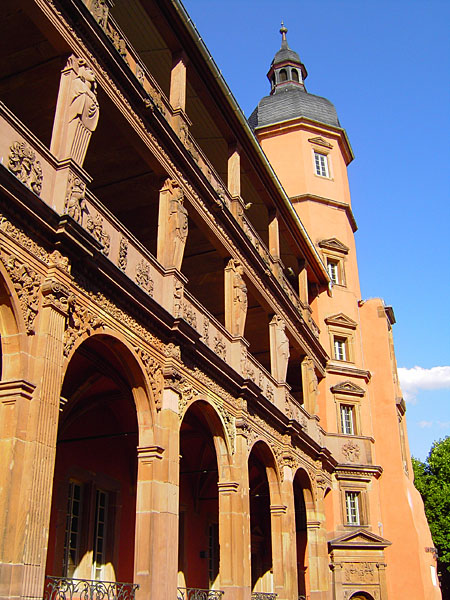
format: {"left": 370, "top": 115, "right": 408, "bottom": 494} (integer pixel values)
{"left": 93, "top": 490, "right": 109, "bottom": 580}
{"left": 327, "top": 259, "right": 339, "bottom": 284}
{"left": 345, "top": 491, "right": 360, "bottom": 525}
{"left": 63, "top": 482, "right": 82, "bottom": 578}
{"left": 340, "top": 404, "right": 355, "bottom": 435}
{"left": 314, "top": 151, "right": 329, "bottom": 177}
{"left": 334, "top": 336, "right": 347, "bottom": 361}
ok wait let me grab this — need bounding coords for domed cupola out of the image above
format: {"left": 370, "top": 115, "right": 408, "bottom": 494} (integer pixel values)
{"left": 249, "top": 24, "right": 340, "bottom": 130}
{"left": 267, "top": 23, "right": 308, "bottom": 94}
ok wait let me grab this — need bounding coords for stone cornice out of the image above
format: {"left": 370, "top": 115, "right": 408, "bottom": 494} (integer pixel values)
{"left": 327, "top": 363, "right": 371, "bottom": 382}
{"left": 290, "top": 193, "right": 358, "bottom": 233}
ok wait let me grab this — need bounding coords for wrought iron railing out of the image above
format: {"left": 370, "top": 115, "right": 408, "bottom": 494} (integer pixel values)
{"left": 177, "top": 588, "right": 224, "bottom": 600}
{"left": 251, "top": 593, "right": 278, "bottom": 600}
{"left": 43, "top": 576, "right": 139, "bottom": 600}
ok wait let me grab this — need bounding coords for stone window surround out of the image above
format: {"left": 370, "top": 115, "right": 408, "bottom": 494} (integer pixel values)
{"left": 340, "top": 482, "right": 369, "bottom": 528}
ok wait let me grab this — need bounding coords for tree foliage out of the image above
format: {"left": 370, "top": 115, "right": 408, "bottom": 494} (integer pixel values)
{"left": 413, "top": 436, "right": 450, "bottom": 594}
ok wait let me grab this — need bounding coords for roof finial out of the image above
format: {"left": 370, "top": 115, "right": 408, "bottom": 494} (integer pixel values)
{"left": 280, "top": 21, "right": 288, "bottom": 47}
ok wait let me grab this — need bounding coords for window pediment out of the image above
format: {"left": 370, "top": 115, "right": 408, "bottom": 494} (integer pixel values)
{"left": 308, "top": 136, "right": 333, "bottom": 149}
{"left": 328, "top": 528, "right": 391, "bottom": 549}
{"left": 331, "top": 381, "right": 365, "bottom": 396}
{"left": 318, "top": 238, "right": 349, "bottom": 255}
{"left": 325, "top": 313, "right": 357, "bottom": 329}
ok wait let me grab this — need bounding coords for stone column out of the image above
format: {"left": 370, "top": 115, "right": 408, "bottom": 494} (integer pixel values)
{"left": 329, "top": 561, "right": 343, "bottom": 600}
{"left": 269, "top": 315, "right": 289, "bottom": 383}
{"left": 157, "top": 178, "right": 188, "bottom": 271}
{"left": 18, "top": 273, "right": 71, "bottom": 600}
{"left": 50, "top": 55, "right": 100, "bottom": 166}
{"left": 307, "top": 498, "right": 330, "bottom": 599}
{"left": 224, "top": 259, "right": 248, "bottom": 337}
{"left": 134, "top": 387, "right": 179, "bottom": 600}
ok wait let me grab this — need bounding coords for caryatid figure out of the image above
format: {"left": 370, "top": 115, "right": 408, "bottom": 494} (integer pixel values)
{"left": 51, "top": 55, "right": 100, "bottom": 166}
{"left": 301, "top": 355, "right": 318, "bottom": 414}
{"left": 225, "top": 258, "right": 248, "bottom": 337}
{"left": 157, "top": 178, "right": 188, "bottom": 270}
{"left": 269, "top": 315, "right": 290, "bottom": 382}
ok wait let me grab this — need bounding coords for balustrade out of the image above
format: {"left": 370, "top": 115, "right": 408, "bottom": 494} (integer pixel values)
{"left": 177, "top": 588, "right": 224, "bottom": 600}
{"left": 43, "top": 577, "right": 139, "bottom": 600}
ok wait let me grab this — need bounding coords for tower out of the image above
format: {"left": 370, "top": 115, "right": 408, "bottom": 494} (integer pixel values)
{"left": 250, "top": 24, "right": 441, "bottom": 600}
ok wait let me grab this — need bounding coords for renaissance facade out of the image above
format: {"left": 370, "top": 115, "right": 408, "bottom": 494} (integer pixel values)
{"left": 0, "top": 2, "right": 440, "bottom": 600}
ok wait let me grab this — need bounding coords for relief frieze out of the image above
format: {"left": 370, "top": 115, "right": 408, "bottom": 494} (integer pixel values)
{"left": 8, "top": 141, "right": 43, "bottom": 196}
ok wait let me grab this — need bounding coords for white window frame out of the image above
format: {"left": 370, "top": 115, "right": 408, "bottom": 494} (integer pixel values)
{"left": 345, "top": 491, "right": 361, "bottom": 525}
{"left": 314, "top": 151, "right": 329, "bottom": 178}
{"left": 327, "top": 259, "right": 339, "bottom": 285}
{"left": 340, "top": 404, "right": 355, "bottom": 435}
{"left": 334, "top": 336, "right": 347, "bottom": 361}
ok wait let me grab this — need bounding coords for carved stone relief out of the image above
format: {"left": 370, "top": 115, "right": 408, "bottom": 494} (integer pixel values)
{"left": 135, "top": 346, "right": 164, "bottom": 411}
{"left": 213, "top": 335, "right": 227, "bottom": 360}
{"left": 135, "top": 259, "right": 154, "bottom": 296}
{"left": 183, "top": 302, "right": 197, "bottom": 329}
{"left": 0, "top": 213, "right": 48, "bottom": 263}
{"left": 118, "top": 237, "right": 128, "bottom": 271}
{"left": 343, "top": 561, "right": 376, "bottom": 583}
{"left": 86, "top": 213, "right": 110, "bottom": 255}
{"left": 8, "top": 141, "right": 43, "bottom": 195}
{"left": 1, "top": 256, "right": 41, "bottom": 333}
{"left": 64, "top": 172, "right": 86, "bottom": 223}
{"left": 173, "top": 280, "right": 183, "bottom": 318}
{"left": 342, "top": 440, "right": 361, "bottom": 463}
{"left": 63, "top": 300, "right": 104, "bottom": 356}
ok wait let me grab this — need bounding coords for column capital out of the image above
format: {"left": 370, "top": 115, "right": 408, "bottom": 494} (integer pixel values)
{"left": 217, "top": 481, "right": 239, "bottom": 494}
{"left": 270, "top": 504, "right": 287, "bottom": 516}
{"left": 137, "top": 445, "right": 165, "bottom": 464}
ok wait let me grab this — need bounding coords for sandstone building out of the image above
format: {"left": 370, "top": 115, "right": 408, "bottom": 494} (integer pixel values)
{"left": 0, "top": 1, "right": 440, "bottom": 599}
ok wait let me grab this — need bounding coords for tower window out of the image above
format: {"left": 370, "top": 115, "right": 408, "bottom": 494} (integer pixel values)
{"left": 345, "top": 491, "right": 361, "bottom": 525}
{"left": 327, "top": 259, "right": 339, "bottom": 284}
{"left": 292, "top": 69, "right": 299, "bottom": 82}
{"left": 334, "top": 336, "right": 348, "bottom": 361}
{"left": 279, "top": 69, "right": 287, "bottom": 82}
{"left": 314, "top": 151, "right": 329, "bottom": 177}
{"left": 340, "top": 404, "right": 356, "bottom": 435}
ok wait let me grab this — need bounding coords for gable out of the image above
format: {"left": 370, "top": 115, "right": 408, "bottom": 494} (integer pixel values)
{"left": 329, "top": 528, "right": 391, "bottom": 549}
{"left": 325, "top": 313, "right": 358, "bottom": 329}
{"left": 308, "top": 136, "right": 333, "bottom": 149}
{"left": 331, "top": 380, "right": 366, "bottom": 396}
{"left": 318, "top": 237, "right": 349, "bottom": 254}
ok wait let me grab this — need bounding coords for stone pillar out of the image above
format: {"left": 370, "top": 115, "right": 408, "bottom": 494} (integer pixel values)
{"left": 157, "top": 178, "right": 188, "bottom": 271}
{"left": 224, "top": 259, "right": 248, "bottom": 337}
{"left": 134, "top": 387, "right": 179, "bottom": 600}
{"left": 270, "top": 504, "right": 287, "bottom": 599}
{"left": 280, "top": 469, "right": 299, "bottom": 600}
{"left": 307, "top": 500, "right": 330, "bottom": 599}
{"left": 170, "top": 52, "right": 187, "bottom": 112}
{"left": 268, "top": 211, "right": 280, "bottom": 260}
{"left": 298, "top": 260, "right": 309, "bottom": 305}
{"left": 269, "top": 315, "right": 289, "bottom": 383}
{"left": 301, "top": 356, "right": 318, "bottom": 415}
{"left": 329, "top": 561, "right": 343, "bottom": 600}
{"left": 50, "top": 55, "right": 100, "bottom": 166}
{"left": 228, "top": 145, "right": 241, "bottom": 198}
{"left": 17, "top": 274, "right": 71, "bottom": 600}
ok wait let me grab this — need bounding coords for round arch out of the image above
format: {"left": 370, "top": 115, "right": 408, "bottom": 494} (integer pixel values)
{"left": 0, "top": 260, "right": 29, "bottom": 380}
{"left": 350, "top": 593, "right": 375, "bottom": 600}
{"left": 62, "top": 330, "right": 156, "bottom": 446}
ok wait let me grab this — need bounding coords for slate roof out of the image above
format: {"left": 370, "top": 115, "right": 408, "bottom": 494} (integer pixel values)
{"left": 249, "top": 87, "right": 340, "bottom": 130}
{"left": 271, "top": 46, "right": 301, "bottom": 66}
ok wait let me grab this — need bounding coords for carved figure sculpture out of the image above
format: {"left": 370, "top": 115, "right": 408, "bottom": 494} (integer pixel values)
{"left": 302, "top": 355, "right": 319, "bottom": 414}
{"left": 157, "top": 178, "right": 188, "bottom": 270}
{"left": 225, "top": 258, "right": 248, "bottom": 336}
{"left": 269, "top": 315, "right": 289, "bottom": 382}
{"left": 51, "top": 55, "right": 100, "bottom": 166}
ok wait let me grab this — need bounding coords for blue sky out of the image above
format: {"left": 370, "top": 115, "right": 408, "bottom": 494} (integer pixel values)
{"left": 182, "top": 0, "right": 450, "bottom": 460}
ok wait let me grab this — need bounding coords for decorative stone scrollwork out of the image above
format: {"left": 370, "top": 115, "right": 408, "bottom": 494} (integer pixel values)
{"left": 135, "top": 259, "right": 154, "bottom": 296}
{"left": 216, "top": 402, "right": 236, "bottom": 454}
{"left": 64, "top": 172, "right": 86, "bottom": 223}
{"left": 202, "top": 316, "right": 210, "bottom": 345}
{"left": 269, "top": 314, "right": 289, "bottom": 382}
{"left": 135, "top": 63, "right": 144, "bottom": 86}
{"left": 343, "top": 561, "right": 375, "bottom": 583}
{"left": 89, "top": 0, "right": 109, "bottom": 28}
{"left": 135, "top": 347, "right": 164, "bottom": 411}
{"left": 165, "top": 342, "right": 181, "bottom": 360}
{"left": 1, "top": 256, "right": 41, "bottom": 333}
{"left": 183, "top": 302, "right": 197, "bottom": 329}
{"left": 8, "top": 141, "right": 43, "bottom": 195}
{"left": 86, "top": 213, "right": 110, "bottom": 256}
{"left": 177, "top": 378, "right": 199, "bottom": 420}
{"left": 106, "top": 25, "right": 128, "bottom": 62}
{"left": 118, "top": 237, "right": 128, "bottom": 271}
{"left": 0, "top": 213, "right": 48, "bottom": 262}
{"left": 41, "top": 279, "right": 71, "bottom": 314}
{"left": 63, "top": 300, "right": 104, "bottom": 356}
{"left": 49, "top": 250, "right": 70, "bottom": 273}
{"left": 342, "top": 440, "right": 361, "bottom": 463}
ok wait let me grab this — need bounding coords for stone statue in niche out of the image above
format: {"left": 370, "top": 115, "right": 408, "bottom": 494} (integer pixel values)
{"left": 50, "top": 55, "right": 100, "bottom": 166}
{"left": 225, "top": 258, "right": 247, "bottom": 336}
{"left": 269, "top": 315, "right": 289, "bottom": 382}
{"left": 302, "top": 355, "right": 318, "bottom": 414}
{"left": 157, "top": 178, "right": 188, "bottom": 270}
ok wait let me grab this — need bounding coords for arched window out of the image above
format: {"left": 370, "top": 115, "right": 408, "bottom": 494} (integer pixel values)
{"left": 279, "top": 69, "right": 287, "bottom": 82}
{"left": 292, "top": 69, "right": 299, "bottom": 82}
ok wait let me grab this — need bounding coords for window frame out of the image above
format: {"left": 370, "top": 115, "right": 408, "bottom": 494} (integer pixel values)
{"left": 345, "top": 490, "right": 361, "bottom": 526}
{"left": 340, "top": 484, "right": 368, "bottom": 528}
{"left": 333, "top": 336, "right": 348, "bottom": 361}
{"left": 340, "top": 403, "right": 356, "bottom": 435}
{"left": 313, "top": 150, "right": 330, "bottom": 178}
{"left": 327, "top": 258, "right": 340, "bottom": 285}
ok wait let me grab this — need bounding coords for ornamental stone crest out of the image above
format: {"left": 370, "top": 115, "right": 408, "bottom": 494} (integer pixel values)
{"left": 8, "top": 141, "right": 43, "bottom": 195}
{"left": 64, "top": 172, "right": 86, "bottom": 223}
{"left": 135, "top": 259, "right": 154, "bottom": 296}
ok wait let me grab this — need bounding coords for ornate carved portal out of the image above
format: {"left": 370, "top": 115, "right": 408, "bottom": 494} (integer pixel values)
{"left": 157, "top": 178, "right": 188, "bottom": 270}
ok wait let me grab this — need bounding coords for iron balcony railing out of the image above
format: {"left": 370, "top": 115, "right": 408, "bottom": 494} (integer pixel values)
{"left": 43, "top": 576, "right": 139, "bottom": 600}
{"left": 251, "top": 594, "right": 278, "bottom": 600}
{"left": 177, "top": 588, "right": 224, "bottom": 600}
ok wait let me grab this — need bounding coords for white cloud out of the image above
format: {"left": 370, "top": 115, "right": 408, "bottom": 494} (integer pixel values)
{"left": 398, "top": 365, "right": 450, "bottom": 403}
{"left": 418, "top": 420, "right": 433, "bottom": 428}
